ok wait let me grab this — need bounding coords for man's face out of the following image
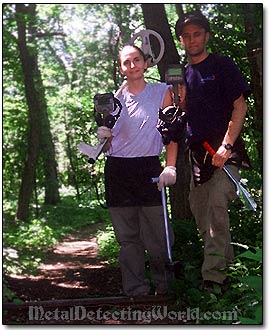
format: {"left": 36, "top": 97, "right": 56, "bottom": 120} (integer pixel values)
{"left": 180, "top": 24, "right": 209, "bottom": 58}
{"left": 119, "top": 46, "right": 147, "bottom": 81}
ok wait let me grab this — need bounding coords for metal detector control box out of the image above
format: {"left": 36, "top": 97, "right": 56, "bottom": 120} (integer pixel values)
{"left": 165, "top": 64, "right": 184, "bottom": 85}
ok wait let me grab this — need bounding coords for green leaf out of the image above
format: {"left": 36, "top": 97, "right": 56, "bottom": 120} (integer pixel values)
{"left": 237, "top": 248, "right": 262, "bottom": 262}
{"left": 255, "top": 304, "right": 263, "bottom": 323}
{"left": 240, "top": 276, "right": 262, "bottom": 297}
{"left": 239, "top": 317, "right": 261, "bottom": 325}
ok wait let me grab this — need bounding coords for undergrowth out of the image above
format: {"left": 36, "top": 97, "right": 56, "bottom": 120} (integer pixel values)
{"left": 3, "top": 190, "right": 110, "bottom": 275}
{"left": 3, "top": 185, "right": 262, "bottom": 324}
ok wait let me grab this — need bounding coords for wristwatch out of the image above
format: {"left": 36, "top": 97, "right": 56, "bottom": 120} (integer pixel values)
{"left": 222, "top": 143, "right": 233, "bottom": 150}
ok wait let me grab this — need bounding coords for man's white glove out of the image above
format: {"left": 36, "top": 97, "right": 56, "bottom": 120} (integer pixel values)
{"left": 97, "top": 126, "right": 112, "bottom": 140}
{"left": 157, "top": 166, "right": 177, "bottom": 191}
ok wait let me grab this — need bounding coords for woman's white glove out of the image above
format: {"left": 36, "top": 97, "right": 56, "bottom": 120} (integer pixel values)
{"left": 157, "top": 166, "right": 177, "bottom": 191}
{"left": 97, "top": 126, "right": 112, "bottom": 140}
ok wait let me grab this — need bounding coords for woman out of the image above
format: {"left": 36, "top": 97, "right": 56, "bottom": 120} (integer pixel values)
{"left": 97, "top": 45, "right": 178, "bottom": 297}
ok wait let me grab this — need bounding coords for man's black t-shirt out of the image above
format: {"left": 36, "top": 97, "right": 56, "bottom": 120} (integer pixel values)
{"left": 184, "top": 53, "right": 251, "bottom": 185}
{"left": 185, "top": 53, "right": 251, "bottom": 144}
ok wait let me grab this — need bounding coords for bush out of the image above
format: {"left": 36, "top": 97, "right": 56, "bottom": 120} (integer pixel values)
{"left": 96, "top": 224, "right": 120, "bottom": 266}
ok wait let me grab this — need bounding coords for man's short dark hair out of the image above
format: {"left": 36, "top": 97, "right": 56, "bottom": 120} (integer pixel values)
{"left": 175, "top": 10, "right": 210, "bottom": 39}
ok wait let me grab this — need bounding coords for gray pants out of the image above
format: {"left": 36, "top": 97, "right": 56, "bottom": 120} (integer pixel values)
{"left": 189, "top": 165, "right": 240, "bottom": 284}
{"left": 109, "top": 205, "right": 174, "bottom": 296}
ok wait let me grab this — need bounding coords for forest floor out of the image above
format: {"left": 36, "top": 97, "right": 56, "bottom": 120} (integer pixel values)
{"left": 3, "top": 223, "right": 187, "bottom": 325}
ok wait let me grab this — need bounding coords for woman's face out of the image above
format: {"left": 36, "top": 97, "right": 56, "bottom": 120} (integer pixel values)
{"left": 119, "top": 46, "right": 147, "bottom": 81}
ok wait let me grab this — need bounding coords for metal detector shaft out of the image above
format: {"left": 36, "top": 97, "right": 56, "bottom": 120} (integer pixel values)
{"left": 152, "top": 177, "right": 173, "bottom": 263}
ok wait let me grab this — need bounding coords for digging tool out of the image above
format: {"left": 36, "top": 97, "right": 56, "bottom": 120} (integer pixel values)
{"left": 203, "top": 141, "right": 257, "bottom": 211}
{"left": 152, "top": 177, "right": 181, "bottom": 278}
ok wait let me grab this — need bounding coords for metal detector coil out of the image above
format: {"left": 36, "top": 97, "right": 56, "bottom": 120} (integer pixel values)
{"left": 129, "top": 29, "right": 165, "bottom": 66}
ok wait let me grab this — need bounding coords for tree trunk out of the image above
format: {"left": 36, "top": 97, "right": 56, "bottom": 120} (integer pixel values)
{"left": 169, "top": 130, "right": 192, "bottom": 219}
{"left": 15, "top": 4, "right": 60, "bottom": 220}
{"left": 15, "top": 4, "right": 41, "bottom": 220}
{"left": 27, "top": 7, "right": 60, "bottom": 205}
{"left": 141, "top": 3, "right": 192, "bottom": 219}
{"left": 40, "top": 109, "right": 60, "bottom": 205}
{"left": 141, "top": 3, "right": 181, "bottom": 80}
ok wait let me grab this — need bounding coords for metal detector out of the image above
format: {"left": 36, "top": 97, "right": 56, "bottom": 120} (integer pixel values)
{"left": 152, "top": 177, "right": 181, "bottom": 278}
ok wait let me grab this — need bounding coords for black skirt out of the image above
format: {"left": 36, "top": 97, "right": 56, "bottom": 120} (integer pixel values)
{"left": 104, "top": 156, "right": 163, "bottom": 207}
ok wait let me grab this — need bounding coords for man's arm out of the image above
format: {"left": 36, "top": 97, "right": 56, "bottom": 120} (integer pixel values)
{"left": 212, "top": 94, "right": 247, "bottom": 168}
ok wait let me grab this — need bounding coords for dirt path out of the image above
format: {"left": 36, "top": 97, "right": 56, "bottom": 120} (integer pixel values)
{"left": 5, "top": 224, "right": 122, "bottom": 302}
{"left": 4, "top": 224, "right": 184, "bottom": 325}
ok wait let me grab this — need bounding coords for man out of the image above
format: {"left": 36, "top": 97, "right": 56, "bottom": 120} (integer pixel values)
{"left": 174, "top": 11, "right": 251, "bottom": 291}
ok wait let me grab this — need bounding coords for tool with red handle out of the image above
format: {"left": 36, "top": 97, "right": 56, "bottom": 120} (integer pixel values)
{"left": 203, "top": 141, "right": 257, "bottom": 211}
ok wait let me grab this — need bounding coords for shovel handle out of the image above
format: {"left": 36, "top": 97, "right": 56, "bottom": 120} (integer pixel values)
{"left": 203, "top": 141, "right": 216, "bottom": 156}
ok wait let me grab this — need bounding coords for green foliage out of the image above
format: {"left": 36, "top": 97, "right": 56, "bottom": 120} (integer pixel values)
{"left": 3, "top": 189, "right": 110, "bottom": 275}
{"left": 229, "top": 183, "right": 262, "bottom": 250}
{"left": 171, "top": 218, "right": 204, "bottom": 289}
{"left": 96, "top": 224, "right": 120, "bottom": 266}
{"left": 3, "top": 279, "right": 24, "bottom": 305}
{"left": 5, "top": 219, "right": 57, "bottom": 251}
{"left": 169, "top": 189, "right": 262, "bottom": 325}
{"left": 3, "top": 217, "right": 57, "bottom": 275}
{"left": 169, "top": 243, "right": 262, "bottom": 325}
{"left": 228, "top": 248, "right": 262, "bottom": 324}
